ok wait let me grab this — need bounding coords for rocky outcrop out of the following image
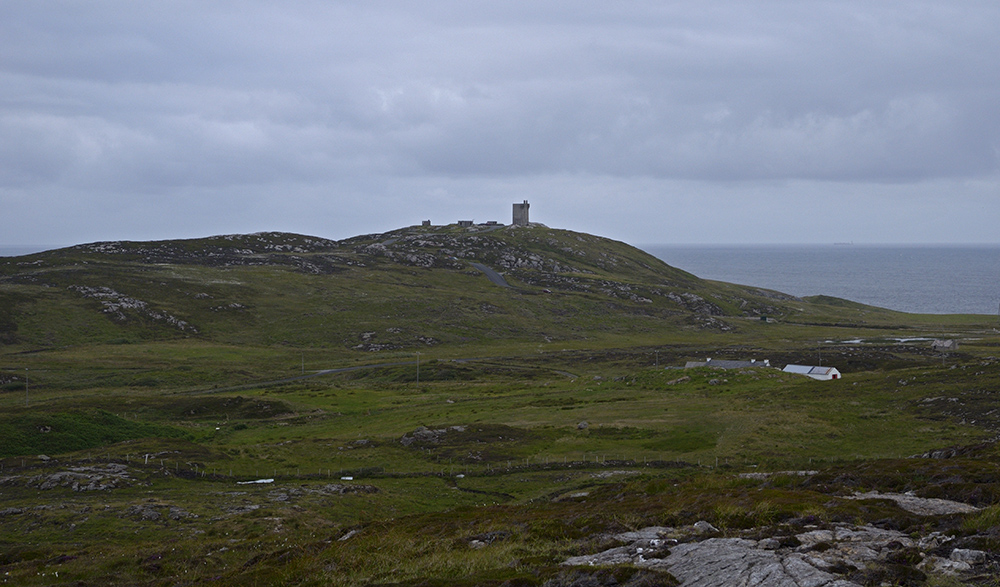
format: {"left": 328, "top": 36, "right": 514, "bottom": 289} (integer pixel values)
{"left": 847, "top": 491, "right": 980, "bottom": 516}
{"left": 562, "top": 519, "right": 993, "bottom": 586}
{"left": 71, "top": 233, "right": 343, "bottom": 274}
{"left": 68, "top": 285, "right": 197, "bottom": 332}
{"left": 26, "top": 463, "right": 135, "bottom": 492}
{"left": 124, "top": 502, "right": 196, "bottom": 521}
{"left": 267, "top": 483, "right": 379, "bottom": 502}
{"left": 399, "top": 425, "right": 467, "bottom": 446}
{"left": 664, "top": 292, "right": 724, "bottom": 316}
{"left": 664, "top": 537, "right": 859, "bottom": 587}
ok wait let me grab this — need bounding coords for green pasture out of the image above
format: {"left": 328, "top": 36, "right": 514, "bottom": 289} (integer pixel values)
{"left": 3, "top": 228, "right": 1000, "bottom": 584}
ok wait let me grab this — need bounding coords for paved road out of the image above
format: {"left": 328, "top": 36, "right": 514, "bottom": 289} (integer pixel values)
{"left": 470, "top": 262, "right": 511, "bottom": 288}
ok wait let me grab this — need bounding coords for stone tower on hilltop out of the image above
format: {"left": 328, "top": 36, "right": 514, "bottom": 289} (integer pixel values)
{"left": 512, "top": 200, "right": 530, "bottom": 226}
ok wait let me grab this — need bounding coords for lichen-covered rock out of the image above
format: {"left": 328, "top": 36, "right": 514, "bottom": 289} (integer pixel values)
{"left": 28, "top": 463, "right": 133, "bottom": 492}
{"left": 68, "top": 285, "right": 197, "bottom": 332}
{"left": 399, "top": 425, "right": 467, "bottom": 446}
{"left": 664, "top": 538, "right": 859, "bottom": 587}
{"left": 847, "top": 491, "right": 980, "bottom": 516}
{"left": 562, "top": 522, "right": 989, "bottom": 587}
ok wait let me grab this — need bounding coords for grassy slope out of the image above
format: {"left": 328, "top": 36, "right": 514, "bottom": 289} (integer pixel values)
{"left": 2, "top": 227, "right": 1000, "bottom": 585}
{"left": 3, "top": 225, "right": 952, "bottom": 352}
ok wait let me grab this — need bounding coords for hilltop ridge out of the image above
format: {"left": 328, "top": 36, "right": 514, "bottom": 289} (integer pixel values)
{"left": 0, "top": 225, "right": 890, "bottom": 350}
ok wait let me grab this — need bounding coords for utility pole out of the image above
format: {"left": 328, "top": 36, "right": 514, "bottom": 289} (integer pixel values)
{"left": 25, "top": 368, "right": 28, "bottom": 407}
{"left": 415, "top": 352, "right": 420, "bottom": 384}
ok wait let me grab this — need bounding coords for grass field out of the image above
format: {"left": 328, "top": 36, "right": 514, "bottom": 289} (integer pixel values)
{"left": 3, "top": 228, "right": 1000, "bottom": 585}
{"left": 2, "top": 332, "right": 1000, "bottom": 585}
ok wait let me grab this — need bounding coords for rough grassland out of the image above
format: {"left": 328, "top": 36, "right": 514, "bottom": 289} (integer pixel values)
{"left": 2, "top": 227, "right": 1000, "bottom": 585}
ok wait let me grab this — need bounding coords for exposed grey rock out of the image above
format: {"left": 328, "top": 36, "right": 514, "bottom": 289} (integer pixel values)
{"left": 796, "top": 529, "right": 835, "bottom": 548}
{"left": 795, "top": 526, "right": 912, "bottom": 572}
{"left": 0, "top": 476, "right": 22, "bottom": 487}
{"left": 561, "top": 522, "right": 981, "bottom": 586}
{"left": 123, "top": 502, "right": 196, "bottom": 522}
{"left": 28, "top": 463, "right": 133, "bottom": 492}
{"left": 738, "top": 470, "right": 818, "bottom": 480}
{"left": 917, "top": 532, "right": 948, "bottom": 550}
{"left": 612, "top": 527, "right": 671, "bottom": 543}
{"left": 664, "top": 538, "right": 859, "bottom": 587}
{"left": 67, "top": 285, "right": 196, "bottom": 332}
{"left": 338, "top": 528, "right": 360, "bottom": 541}
{"left": 267, "top": 483, "right": 379, "bottom": 502}
{"left": 168, "top": 506, "right": 196, "bottom": 520}
{"left": 225, "top": 504, "right": 261, "bottom": 515}
{"left": 125, "top": 504, "right": 162, "bottom": 521}
{"left": 919, "top": 556, "right": 971, "bottom": 575}
{"left": 399, "top": 425, "right": 467, "bottom": 446}
{"left": 950, "top": 548, "right": 987, "bottom": 564}
{"left": 847, "top": 491, "right": 979, "bottom": 515}
{"left": 564, "top": 545, "right": 636, "bottom": 567}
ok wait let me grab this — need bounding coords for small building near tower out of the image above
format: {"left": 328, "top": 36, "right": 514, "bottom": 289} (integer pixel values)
{"left": 512, "top": 200, "right": 530, "bottom": 226}
{"left": 783, "top": 364, "right": 841, "bottom": 380}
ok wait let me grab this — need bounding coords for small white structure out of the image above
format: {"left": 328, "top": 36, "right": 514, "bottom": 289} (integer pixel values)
{"left": 783, "top": 364, "right": 841, "bottom": 380}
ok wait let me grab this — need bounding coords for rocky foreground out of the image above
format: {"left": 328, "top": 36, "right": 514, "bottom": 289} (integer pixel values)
{"left": 559, "top": 492, "right": 996, "bottom": 586}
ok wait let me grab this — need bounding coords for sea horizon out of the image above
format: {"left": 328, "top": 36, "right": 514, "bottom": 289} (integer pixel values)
{"left": 643, "top": 243, "right": 1000, "bottom": 316}
{"left": 0, "top": 245, "right": 67, "bottom": 257}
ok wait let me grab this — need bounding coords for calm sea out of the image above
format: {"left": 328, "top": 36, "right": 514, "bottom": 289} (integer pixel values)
{"left": 644, "top": 245, "right": 1000, "bottom": 315}
{"left": 0, "top": 245, "right": 61, "bottom": 257}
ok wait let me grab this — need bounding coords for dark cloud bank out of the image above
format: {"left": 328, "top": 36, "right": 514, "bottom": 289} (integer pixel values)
{"left": 2, "top": 1, "right": 998, "bottom": 245}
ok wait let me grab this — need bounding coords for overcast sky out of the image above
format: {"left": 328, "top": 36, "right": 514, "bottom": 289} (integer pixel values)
{"left": 2, "top": 1, "right": 998, "bottom": 247}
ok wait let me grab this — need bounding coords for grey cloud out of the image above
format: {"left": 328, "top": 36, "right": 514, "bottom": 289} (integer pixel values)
{"left": 1, "top": 1, "right": 998, "bottom": 245}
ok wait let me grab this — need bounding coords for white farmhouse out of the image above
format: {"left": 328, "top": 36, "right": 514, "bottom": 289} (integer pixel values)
{"left": 783, "top": 364, "right": 841, "bottom": 380}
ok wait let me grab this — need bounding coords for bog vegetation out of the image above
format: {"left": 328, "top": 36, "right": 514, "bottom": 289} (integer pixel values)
{"left": 1, "top": 225, "right": 999, "bottom": 585}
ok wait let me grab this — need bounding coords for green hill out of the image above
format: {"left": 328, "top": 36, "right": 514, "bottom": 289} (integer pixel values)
{"left": 0, "top": 224, "right": 902, "bottom": 351}
{"left": 3, "top": 226, "right": 1000, "bottom": 586}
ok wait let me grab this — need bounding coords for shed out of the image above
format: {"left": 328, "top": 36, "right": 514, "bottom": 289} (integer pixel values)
{"left": 932, "top": 339, "right": 958, "bottom": 353}
{"left": 783, "top": 364, "right": 841, "bottom": 380}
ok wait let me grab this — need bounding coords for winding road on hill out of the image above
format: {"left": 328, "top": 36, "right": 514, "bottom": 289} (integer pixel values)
{"left": 469, "top": 262, "right": 511, "bottom": 287}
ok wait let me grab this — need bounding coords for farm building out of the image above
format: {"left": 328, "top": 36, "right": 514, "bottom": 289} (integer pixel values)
{"left": 783, "top": 364, "right": 841, "bottom": 380}
{"left": 932, "top": 339, "right": 958, "bottom": 352}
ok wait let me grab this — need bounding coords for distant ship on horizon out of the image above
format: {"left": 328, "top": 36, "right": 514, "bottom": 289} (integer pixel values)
{"left": 833, "top": 241, "right": 854, "bottom": 246}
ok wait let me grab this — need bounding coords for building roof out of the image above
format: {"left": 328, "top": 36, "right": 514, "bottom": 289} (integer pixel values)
{"left": 783, "top": 364, "right": 839, "bottom": 375}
